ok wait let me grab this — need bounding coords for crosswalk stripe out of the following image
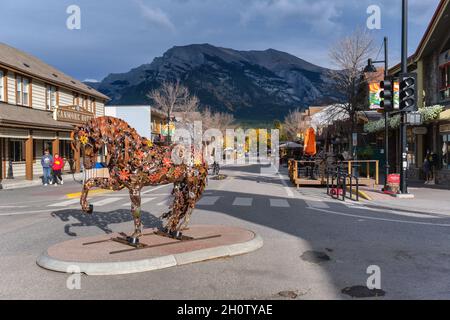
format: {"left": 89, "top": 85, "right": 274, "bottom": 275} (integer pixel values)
{"left": 48, "top": 199, "right": 80, "bottom": 207}
{"left": 91, "top": 197, "right": 122, "bottom": 206}
{"left": 197, "top": 196, "right": 220, "bottom": 206}
{"left": 270, "top": 199, "right": 290, "bottom": 208}
{"left": 157, "top": 199, "right": 170, "bottom": 206}
{"left": 122, "top": 198, "right": 155, "bottom": 206}
{"left": 233, "top": 197, "right": 253, "bottom": 207}
{"left": 305, "top": 200, "right": 330, "bottom": 209}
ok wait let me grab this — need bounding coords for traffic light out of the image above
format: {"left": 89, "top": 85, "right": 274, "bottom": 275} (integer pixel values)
{"left": 380, "top": 76, "right": 394, "bottom": 112}
{"left": 399, "top": 73, "right": 417, "bottom": 111}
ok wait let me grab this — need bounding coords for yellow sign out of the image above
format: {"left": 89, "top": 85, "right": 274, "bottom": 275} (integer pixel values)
{"left": 161, "top": 122, "right": 175, "bottom": 136}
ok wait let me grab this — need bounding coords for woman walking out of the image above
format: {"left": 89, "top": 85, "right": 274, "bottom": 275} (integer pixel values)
{"left": 52, "top": 154, "right": 65, "bottom": 186}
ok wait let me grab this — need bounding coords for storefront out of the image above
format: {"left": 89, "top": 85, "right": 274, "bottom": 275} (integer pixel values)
{"left": 0, "top": 103, "right": 95, "bottom": 182}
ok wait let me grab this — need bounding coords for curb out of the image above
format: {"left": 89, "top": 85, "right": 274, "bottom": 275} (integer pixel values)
{"left": 37, "top": 233, "right": 263, "bottom": 276}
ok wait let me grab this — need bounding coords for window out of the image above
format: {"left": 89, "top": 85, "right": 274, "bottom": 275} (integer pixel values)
{"left": 441, "top": 134, "right": 450, "bottom": 170}
{"left": 46, "top": 85, "right": 57, "bottom": 110}
{"left": 16, "top": 75, "right": 30, "bottom": 106}
{"left": 0, "top": 70, "right": 4, "bottom": 102}
{"left": 59, "top": 140, "right": 73, "bottom": 159}
{"left": 440, "top": 63, "right": 450, "bottom": 101}
{"left": 8, "top": 140, "right": 25, "bottom": 162}
{"left": 88, "top": 97, "right": 95, "bottom": 113}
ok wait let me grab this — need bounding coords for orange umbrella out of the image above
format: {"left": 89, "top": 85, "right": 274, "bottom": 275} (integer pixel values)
{"left": 303, "top": 127, "right": 317, "bottom": 156}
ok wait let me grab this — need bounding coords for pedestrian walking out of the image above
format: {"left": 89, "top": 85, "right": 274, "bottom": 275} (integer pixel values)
{"left": 41, "top": 149, "right": 53, "bottom": 186}
{"left": 52, "top": 154, "right": 65, "bottom": 186}
{"left": 423, "top": 156, "right": 431, "bottom": 184}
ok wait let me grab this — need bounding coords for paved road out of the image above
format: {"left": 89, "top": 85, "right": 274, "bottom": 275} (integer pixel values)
{"left": 1, "top": 164, "right": 450, "bottom": 299}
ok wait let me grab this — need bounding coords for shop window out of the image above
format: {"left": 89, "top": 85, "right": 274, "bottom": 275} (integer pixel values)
{"left": 8, "top": 140, "right": 25, "bottom": 162}
{"left": 59, "top": 140, "right": 73, "bottom": 159}
{"left": 442, "top": 134, "right": 450, "bottom": 170}
{"left": 439, "top": 63, "right": 450, "bottom": 101}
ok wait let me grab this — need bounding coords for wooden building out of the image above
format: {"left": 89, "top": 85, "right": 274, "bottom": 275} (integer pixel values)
{"left": 0, "top": 42, "right": 109, "bottom": 183}
{"left": 389, "top": 0, "right": 450, "bottom": 185}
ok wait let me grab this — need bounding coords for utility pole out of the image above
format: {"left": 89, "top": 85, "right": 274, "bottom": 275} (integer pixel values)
{"left": 400, "top": 0, "right": 408, "bottom": 194}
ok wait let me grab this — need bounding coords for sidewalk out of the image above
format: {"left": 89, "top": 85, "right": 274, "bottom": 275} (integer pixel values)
{"left": 361, "top": 185, "right": 450, "bottom": 216}
{"left": 0, "top": 173, "right": 84, "bottom": 190}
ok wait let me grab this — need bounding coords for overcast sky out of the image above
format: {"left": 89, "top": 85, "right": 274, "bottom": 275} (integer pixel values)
{"left": 0, "top": 0, "right": 441, "bottom": 82}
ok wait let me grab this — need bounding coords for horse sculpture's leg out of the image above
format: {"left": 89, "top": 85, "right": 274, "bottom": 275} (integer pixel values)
{"left": 128, "top": 187, "right": 143, "bottom": 242}
{"left": 163, "top": 165, "right": 208, "bottom": 236}
{"left": 80, "top": 178, "right": 124, "bottom": 213}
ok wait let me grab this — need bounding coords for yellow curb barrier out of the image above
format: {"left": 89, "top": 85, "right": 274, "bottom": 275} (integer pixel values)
{"left": 66, "top": 188, "right": 114, "bottom": 199}
{"left": 346, "top": 187, "right": 373, "bottom": 201}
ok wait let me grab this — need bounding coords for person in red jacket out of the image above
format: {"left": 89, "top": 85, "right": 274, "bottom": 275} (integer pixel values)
{"left": 52, "top": 154, "right": 65, "bottom": 186}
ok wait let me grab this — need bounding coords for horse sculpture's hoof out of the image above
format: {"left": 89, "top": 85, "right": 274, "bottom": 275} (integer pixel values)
{"left": 86, "top": 204, "right": 94, "bottom": 214}
{"left": 126, "top": 236, "right": 140, "bottom": 245}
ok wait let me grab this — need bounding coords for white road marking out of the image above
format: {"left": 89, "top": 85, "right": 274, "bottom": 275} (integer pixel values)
{"left": 233, "top": 197, "right": 253, "bottom": 207}
{"left": 344, "top": 204, "right": 439, "bottom": 219}
{"left": 270, "top": 199, "right": 290, "bottom": 208}
{"left": 91, "top": 197, "right": 122, "bottom": 206}
{"left": 122, "top": 198, "right": 155, "bottom": 206}
{"left": 277, "top": 173, "right": 294, "bottom": 198}
{"left": 48, "top": 199, "right": 80, "bottom": 207}
{"left": 0, "top": 205, "right": 28, "bottom": 209}
{"left": 142, "top": 184, "right": 171, "bottom": 194}
{"left": 307, "top": 207, "right": 450, "bottom": 227}
{"left": 197, "top": 196, "right": 221, "bottom": 206}
{"left": 157, "top": 199, "right": 170, "bottom": 206}
{"left": 305, "top": 200, "right": 330, "bottom": 209}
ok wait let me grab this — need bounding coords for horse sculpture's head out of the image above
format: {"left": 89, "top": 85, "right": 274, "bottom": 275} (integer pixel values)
{"left": 71, "top": 122, "right": 101, "bottom": 170}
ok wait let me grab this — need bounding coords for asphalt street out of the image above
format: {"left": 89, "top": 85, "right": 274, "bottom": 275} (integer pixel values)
{"left": 1, "top": 164, "right": 450, "bottom": 299}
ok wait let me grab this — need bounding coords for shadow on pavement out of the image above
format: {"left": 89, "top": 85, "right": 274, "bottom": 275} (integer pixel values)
{"left": 51, "top": 209, "right": 163, "bottom": 237}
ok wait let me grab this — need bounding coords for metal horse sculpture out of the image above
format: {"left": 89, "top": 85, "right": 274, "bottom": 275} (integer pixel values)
{"left": 71, "top": 116, "right": 208, "bottom": 245}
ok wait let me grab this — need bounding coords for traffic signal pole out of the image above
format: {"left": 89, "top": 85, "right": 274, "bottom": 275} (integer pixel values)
{"left": 383, "top": 37, "right": 390, "bottom": 189}
{"left": 400, "top": 0, "right": 408, "bottom": 194}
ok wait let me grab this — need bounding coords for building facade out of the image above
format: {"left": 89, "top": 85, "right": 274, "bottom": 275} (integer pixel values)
{"left": 389, "top": 0, "right": 450, "bottom": 186}
{"left": 0, "top": 43, "right": 109, "bottom": 184}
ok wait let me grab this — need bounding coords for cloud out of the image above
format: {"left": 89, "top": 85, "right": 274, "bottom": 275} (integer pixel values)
{"left": 240, "top": 0, "right": 341, "bottom": 33}
{"left": 135, "top": 0, "right": 176, "bottom": 32}
{"left": 83, "top": 79, "right": 99, "bottom": 83}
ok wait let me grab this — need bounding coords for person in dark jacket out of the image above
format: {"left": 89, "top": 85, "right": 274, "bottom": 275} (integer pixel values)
{"left": 41, "top": 149, "right": 53, "bottom": 186}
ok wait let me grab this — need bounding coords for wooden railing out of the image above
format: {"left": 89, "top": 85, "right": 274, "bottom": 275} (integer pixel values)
{"left": 288, "top": 159, "right": 379, "bottom": 188}
{"left": 343, "top": 160, "right": 379, "bottom": 186}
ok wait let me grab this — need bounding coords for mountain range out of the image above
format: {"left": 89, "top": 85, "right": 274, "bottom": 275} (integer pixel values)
{"left": 86, "top": 44, "right": 341, "bottom": 121}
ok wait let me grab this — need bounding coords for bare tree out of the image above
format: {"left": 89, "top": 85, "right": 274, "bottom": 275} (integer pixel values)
{"left": 283, "top": 108, "right": 308, "bottom": 141}
{"left": 202, "top": 107, "right": 235, "bottom": 133}
{"left": 327, "top": 28, "right": 376, "bottom": 152}
{"left": 147, "top": 81, "right": 199, "bottom": 142}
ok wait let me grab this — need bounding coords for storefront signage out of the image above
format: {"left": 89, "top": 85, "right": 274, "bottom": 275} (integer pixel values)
{"left": 440, "top": 124, "right": 450, "bottom": 133}
{"left": 55, "top": 105, "right": 94, "bottom": 124}
{"left": 412, "top": 127, "right": 428, "bottom": 135}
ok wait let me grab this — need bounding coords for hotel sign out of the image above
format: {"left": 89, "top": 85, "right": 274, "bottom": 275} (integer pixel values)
{"left": 54, "top": 105, "right": 94, "bottom": 124}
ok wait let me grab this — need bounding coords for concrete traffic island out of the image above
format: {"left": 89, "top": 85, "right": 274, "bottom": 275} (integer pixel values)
{"left": 37, "top": 225, "right": 263, "bottom": 275}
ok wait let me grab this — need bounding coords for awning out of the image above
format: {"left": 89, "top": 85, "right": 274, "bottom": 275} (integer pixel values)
{"left": 0, "top": 102, "right": 74, "bottom": 131}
